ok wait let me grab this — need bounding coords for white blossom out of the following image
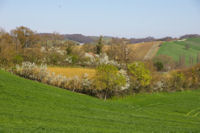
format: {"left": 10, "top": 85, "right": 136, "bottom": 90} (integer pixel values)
{"left": 119, "top": 69, "right": 130, "bottom": 90}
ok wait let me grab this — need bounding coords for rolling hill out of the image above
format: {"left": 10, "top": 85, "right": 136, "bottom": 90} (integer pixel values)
{"left": 0, "top": 70, "right": 200, "bottom": 132}
{"left": 156, "top": 37, "right": 200, "bottom": 65}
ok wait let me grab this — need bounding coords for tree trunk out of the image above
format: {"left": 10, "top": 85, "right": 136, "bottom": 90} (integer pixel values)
{"left": 104, "top": 93, "right": 107, "bottom": 101}
{"left": 104, "top": 88, "right": 108, "bottom": 101}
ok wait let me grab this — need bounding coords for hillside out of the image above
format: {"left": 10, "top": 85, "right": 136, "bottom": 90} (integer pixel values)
{"left": 128, "top": 41, "right": 162, "bottom": 60}
{"left": 156, "top": 37, "right": 200, "bottom": 65}
{"left": 0, "top": 70, "right": 200, "bottom": 132}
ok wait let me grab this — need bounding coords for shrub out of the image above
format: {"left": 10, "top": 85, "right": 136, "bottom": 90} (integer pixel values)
{"left": 154, "top": 61, "right": 164, "bottom": 71}
{"left": 150, "top": 73, "right": 167, "bottom": 92}
{"left": 190, "top": 66, "right": 200, "bottom": 87}
{"left": 94, "top": 64, "right": 126, "bottom": 100}
{"left": 183, "top": 64, "right": 200, "bottom": 88}
{"left": 128, "top": 62, "right": 151, "bottom": 92}
{"left": 169, "top": 71, "right": 186, "bottom": 91}
{"left": 13, "top": 55, "right": 24, "bottom": 64}
{"left": 15, "top": 62, "right": 48, "bottom": 80}
{"left": 153, "top": 55, "right": 175, "bottom": 71}
{"left": 47, "top": 52, "right": 64, "bottom": 65}
{"left": 71, "top": 55, "right": 79, "bottom": 64}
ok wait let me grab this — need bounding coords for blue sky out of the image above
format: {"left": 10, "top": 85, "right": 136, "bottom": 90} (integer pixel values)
{"left": 0, "top": 0, "right": 200, "bottom": 38}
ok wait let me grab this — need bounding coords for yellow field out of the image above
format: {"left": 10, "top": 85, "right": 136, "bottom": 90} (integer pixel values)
{"left": 48, "top": 67, "right": 96, "bottom": 78}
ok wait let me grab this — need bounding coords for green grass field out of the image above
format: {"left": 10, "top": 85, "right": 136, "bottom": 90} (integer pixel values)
{"left": 0, "top": 70, "right": 200, "bottom": 132}
{"left": 156, "top": 37, "right": 200, "bottom": 65}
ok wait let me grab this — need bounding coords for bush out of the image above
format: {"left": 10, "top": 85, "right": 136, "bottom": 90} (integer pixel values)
{"left": 71, "top": 55, "right": 79, "bottom": 64}
{"left": 47, "top": 52, "right": 64, "bottom": 65}
{"left": 94, "top": 64, "right": 126, "bottom": 100}
{"left": 149, "top": 73, "right": 168, "bottom": 92}
{"left": 182, "top": 64, "right": 200, "bottom": 88}
{"left": 153, "top": 55, "right": 175, "bottom": 71}
{"left": 13, "top": 55, "right": 24, "bottom": 64}
{"left": 154, "top": 61, "right": 164, "bottom": 71}
{"left": 169, "top": 71, "right": 186, "bottom": 91}
{"left": 190, "top": 66, "right": 200, "bottom": 87}
{"left": 128, "top": 62, "right": 151, "bottom": 92}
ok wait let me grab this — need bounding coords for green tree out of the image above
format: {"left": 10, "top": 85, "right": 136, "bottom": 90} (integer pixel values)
{"left": 96, "top": 36, "right": 104, "bottom": 55}
{"left": 128, "top": 62, "right": 151, "bottom": 91}
{"left": 95, "top": 64, "right": 126, "bottom": 100}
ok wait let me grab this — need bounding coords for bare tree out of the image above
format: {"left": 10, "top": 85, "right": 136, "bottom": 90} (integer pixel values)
{"left": 107, "top": 38, "right": 134, "bottom": 65}
{"left": 197, "top": 53, "right": 200, "bottom": 64}
{"left": 11, "top": 26, "right": 38, "bottom": 49}
{"left": 177, "top": 55, "right": 186, "bottom": 68}
{"left": 189, "top": 56, "right": 194, "bottom": 66}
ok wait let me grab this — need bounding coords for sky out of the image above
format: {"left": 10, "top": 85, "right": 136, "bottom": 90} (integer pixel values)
{"left": 0, "top": 0, "right": 200, "bottom": 38}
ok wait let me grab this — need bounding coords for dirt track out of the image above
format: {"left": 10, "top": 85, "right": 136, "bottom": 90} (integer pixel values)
{"left": 143, "top": 42, "right": 161, "bottom": 60}
{"left": 128, "top": 41, "right": 162, "bottom": 61}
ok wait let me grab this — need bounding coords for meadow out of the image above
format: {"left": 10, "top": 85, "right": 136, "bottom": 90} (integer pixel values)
{"left": 156, "top": 37, "right": 200, "bottom": 65}
{"left": 0, "top": 70, "right": 200, "bottom": 132}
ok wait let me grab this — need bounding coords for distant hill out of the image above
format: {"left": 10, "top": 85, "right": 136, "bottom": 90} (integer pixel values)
{"left": 39, "top": 33, "right": 200, "bottom": 44}
{"left": 63, "top": 34, "right": 95, "bottom": 43}
{"left": 64, "top": 35, "right": 157, "bottom": 44}
{"left": 129, "top": 37, "right": 155, "bottom": 44}
{"left": 180, "top": 34, "right": 200, "bottom": 39}
{"left": 157, "top": 37, "right": 177, "bottom": 42}
{"left": 63, "top": 34, "right": 114, "bottom": 44}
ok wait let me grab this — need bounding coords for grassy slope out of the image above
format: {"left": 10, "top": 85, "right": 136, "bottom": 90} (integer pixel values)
{"left": 156, "top": 37, "right": 200, "bottom": 65}
{"left": 0, "top": 70, "right": 200, "bottom": 132}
